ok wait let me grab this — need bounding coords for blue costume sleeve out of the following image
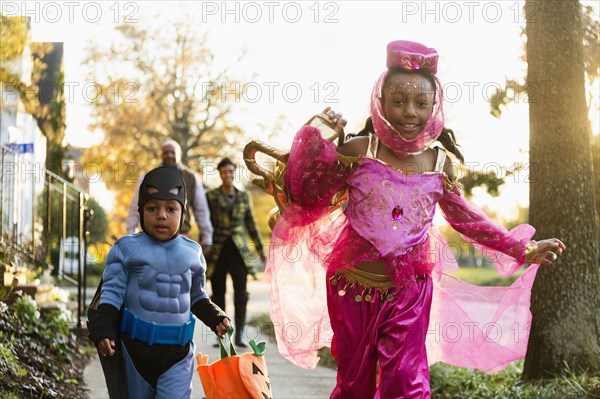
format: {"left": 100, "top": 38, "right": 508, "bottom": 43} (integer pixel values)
{"left": 100, "top": 238, "right": 131, "bottom": 310}
{"left": 189, "top": 247, "right": 228, "bottom": 331}
{"left": 190, "top": 248, "right": 209, "bottom": 306}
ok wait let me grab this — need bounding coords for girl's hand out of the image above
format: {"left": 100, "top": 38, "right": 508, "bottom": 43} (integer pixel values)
{"left": 97, "top": 338, "right": 116, "bottom": 357}
{"left": 526, "top": 238, "right": 566, "bottom": 265}
{"left": 323, "top": 107, "right": 347, "bottom": 141}
{"left": 215, "top": 317, "right": 231, "bottom": 338}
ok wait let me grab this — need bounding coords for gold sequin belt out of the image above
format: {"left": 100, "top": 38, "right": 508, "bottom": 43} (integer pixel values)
{"left": 329, "top": 266, "right": 428, "bottom": 303}
{"left": 329, "top": 266, "right": 396, "bottom": 303}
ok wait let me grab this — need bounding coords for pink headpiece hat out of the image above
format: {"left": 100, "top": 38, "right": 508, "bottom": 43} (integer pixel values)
{"left": 386, "top": 40, "right": 439, "bottom": 73}
{"left": 371, "top": 40, "right": 444, "bottom": 158}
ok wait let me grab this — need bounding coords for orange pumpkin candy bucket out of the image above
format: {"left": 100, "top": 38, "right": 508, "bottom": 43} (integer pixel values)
{"left": 197, "top": 327, "right": 273, "bottom": 399}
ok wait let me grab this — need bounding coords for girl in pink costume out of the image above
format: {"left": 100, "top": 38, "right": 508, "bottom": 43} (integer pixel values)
{"left": 266, "top": 40, "right": 565, "bottom": 398}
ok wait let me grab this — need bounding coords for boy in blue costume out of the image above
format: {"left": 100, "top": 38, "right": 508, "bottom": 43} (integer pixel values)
{"left": 90, "top": 166, "right": 230, "bottom": 398}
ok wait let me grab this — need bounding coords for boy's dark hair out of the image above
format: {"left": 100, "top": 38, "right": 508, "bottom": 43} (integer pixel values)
{"left": 352, "top": 68, "right": 465, "bottom": 163}
{"left": 217, "top": 157, "right": 235, "bottom": 170}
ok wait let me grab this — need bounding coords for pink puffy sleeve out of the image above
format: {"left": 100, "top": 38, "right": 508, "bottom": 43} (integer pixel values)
{"left": 285, "top": 125, "right": 359, "bottom": 210}
{"left": 438, "top": 180, "right": 534, "bottom": 276}
{"left": 267, "top": 124, "right": 359, "bottom": 369}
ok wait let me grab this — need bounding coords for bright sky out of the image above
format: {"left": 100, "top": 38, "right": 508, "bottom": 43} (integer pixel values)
{"left": 7, "top": 0, "right": 598, "bottom": 218}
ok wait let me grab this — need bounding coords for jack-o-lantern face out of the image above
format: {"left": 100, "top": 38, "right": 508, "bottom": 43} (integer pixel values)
{"left": 239, "top": 353, "right": 272, "bottom": 399}
{"left": 197, "top": 339, "right": 273, "bottom": 399}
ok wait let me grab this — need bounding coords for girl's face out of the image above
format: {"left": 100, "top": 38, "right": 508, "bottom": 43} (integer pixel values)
{"left": 382, "top": 72, "right": 435, "bottom": 140}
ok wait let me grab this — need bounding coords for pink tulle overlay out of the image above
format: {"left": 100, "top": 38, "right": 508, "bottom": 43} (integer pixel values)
{"left": 266, "top": 203, "right": 342, "bottom": 369}
{"left": 426, "top": 227, "right": 539, "bottom": 373}
{"left": 267, "top": 124, "right": 539, "bottom": 372}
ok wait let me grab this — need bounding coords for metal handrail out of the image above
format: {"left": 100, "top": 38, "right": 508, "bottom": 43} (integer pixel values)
{"left": 0, "top": 143, "right": 90, "bottom": 327}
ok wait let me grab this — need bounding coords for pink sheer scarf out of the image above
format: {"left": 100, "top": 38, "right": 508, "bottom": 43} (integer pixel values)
{"left": 370, "top": 71, "right": 445, "bottom": 158}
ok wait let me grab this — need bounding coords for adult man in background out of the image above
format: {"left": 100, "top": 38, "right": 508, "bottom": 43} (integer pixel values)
{"left": 126, "top": 140, "right": 213, "bottom": 247}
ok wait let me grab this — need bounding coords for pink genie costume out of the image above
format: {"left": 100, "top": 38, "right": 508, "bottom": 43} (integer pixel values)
{"left": 266, "top": 41, "right": 538, "bottom": 398}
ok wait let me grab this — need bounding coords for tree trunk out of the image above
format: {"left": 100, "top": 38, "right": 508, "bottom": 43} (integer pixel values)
{"left": 523, "top": 0, "right": 600, "bottom": 378}
{"left": 45, "top": 139, "right": 65, "bottom": 176}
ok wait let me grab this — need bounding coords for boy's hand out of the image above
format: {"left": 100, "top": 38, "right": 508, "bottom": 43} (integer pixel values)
{"left": 215, "top": 318, "right": 231, "bottom": 338}
{"left": 97, "top": 338, "right": 116, "bottom": 357}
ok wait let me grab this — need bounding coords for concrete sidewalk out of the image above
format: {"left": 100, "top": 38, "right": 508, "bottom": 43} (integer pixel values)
{"left": 83, "top": 277, "right": 336, "bottom": 398}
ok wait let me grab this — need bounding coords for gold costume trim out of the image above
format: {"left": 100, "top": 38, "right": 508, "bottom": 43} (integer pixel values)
{"left": 443, "top": 176, "right": 463, "bottom": 191}
{"left": 335, "top": 266, "right": 394, "bottom": 291}
{"left": 338, "top": 153, "right": 361, "bottom": 167}
{"left": 330, "top": 267, "right": 429, "bottom": 303}
{"left": 524, "top": 240, "right": 539, "bottom": 264}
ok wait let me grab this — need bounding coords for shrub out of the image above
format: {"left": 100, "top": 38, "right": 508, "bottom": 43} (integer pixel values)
{"left": 430, "top": 361, "right": 600, "bottom": 398}
{"left": 0, "top": 296, "right": 90, "bottom": 397}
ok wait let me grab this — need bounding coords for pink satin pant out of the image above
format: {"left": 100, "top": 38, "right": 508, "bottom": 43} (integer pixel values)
{"left": 327, "top": 271, "right": 433, "bottom": 399}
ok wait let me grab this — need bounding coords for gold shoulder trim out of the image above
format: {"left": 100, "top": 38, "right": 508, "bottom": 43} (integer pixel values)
{"left": 443, "top": 176, "right": 463, "bottom": 191}
{"left": 338, "top": 153, "right": 361, "bottom": 166}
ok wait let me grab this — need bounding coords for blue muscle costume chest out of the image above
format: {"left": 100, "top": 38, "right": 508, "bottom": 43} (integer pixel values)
{"left": 100, "top": 232, "right": 208, "bottom": 325}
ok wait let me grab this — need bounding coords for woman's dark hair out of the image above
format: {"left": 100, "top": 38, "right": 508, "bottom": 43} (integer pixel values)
{"left": 217, "top": 157, "right": 235, "bottom": 170}
{"left": 352, "top": 68, "right": 465, "bottom": 163}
